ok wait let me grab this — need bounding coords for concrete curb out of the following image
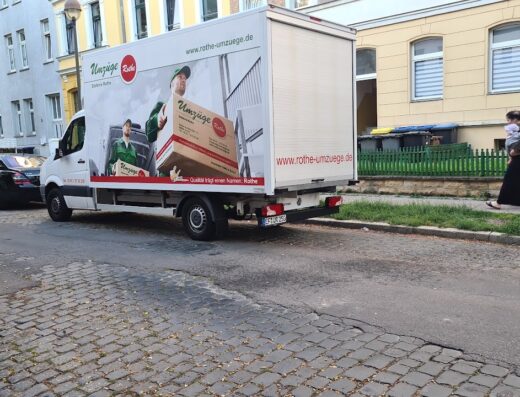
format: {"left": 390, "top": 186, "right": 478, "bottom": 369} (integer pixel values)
{"left": 305, "top": 218, "right": 520, "bottom": 245}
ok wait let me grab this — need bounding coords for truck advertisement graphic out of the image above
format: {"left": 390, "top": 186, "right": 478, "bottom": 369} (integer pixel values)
{"left": 83, "top": 15, "right": 265, "bottom": 189}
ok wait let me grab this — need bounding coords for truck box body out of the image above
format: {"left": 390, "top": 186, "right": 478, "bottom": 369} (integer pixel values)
{"left": 81, "top": 6, "right": 356, "bottom": 195}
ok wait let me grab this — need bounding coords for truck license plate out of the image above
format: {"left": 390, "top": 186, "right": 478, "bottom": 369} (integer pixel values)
{"left": 260, "top": 214, "right": 287, "bottom": 227}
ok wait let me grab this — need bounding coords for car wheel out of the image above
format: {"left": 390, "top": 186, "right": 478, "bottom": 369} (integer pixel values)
{"left": 181, "top": 197, "right": 217, "bottom": 241}
{"left": 47, "top": 188, "right": 72, "bottom": 222}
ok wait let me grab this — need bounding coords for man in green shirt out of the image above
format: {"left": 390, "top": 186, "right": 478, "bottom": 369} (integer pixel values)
{"left": 107, "top": 119, "right": 138, "bottom": 175}
{"left": 145, "top": 65, "right": 191, "bottom": 143}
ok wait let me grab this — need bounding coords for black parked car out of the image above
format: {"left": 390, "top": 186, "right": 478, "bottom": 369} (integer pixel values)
{"left": 0, "top": 154, "right": 45, "bottom": 209}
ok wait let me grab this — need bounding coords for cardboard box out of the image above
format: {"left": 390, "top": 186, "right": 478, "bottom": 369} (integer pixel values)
{"left": 114, "top": 159, "right": 150, "bottom": 177}
{"left": 156, "top": 94, "right": 238, "bottom": 177}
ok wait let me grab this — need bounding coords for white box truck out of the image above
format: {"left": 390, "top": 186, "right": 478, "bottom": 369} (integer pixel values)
{"left": 40, "top": 6, "right": 357, "bottom": 240}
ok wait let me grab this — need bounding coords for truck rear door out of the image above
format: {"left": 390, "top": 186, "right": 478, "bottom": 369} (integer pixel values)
{"left": 269, "top": 14, "right": 356, "bottom": 191}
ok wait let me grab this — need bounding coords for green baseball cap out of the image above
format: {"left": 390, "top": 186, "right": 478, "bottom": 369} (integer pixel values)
{"left": 170, "top": 65, "right": 191, "bottom": 82}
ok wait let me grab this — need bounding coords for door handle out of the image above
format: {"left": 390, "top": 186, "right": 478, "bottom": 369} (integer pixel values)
{"left": 78, "top": 159, "right": 86, "bottom": 164}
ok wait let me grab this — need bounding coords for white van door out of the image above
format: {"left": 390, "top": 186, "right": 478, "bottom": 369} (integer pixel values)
{"left": 56, "top": 116, "right": 93, "bottom": 209}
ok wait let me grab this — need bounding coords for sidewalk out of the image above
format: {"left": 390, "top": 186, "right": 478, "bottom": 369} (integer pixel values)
{"left": 339, "top": 193, "right": 520, "bottom": 214}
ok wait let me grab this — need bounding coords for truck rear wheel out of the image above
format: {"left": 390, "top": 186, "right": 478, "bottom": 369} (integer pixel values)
{"left": 181, "top": 197, "right": 217, "bottom": 241}
{"left": 47, "top": 188, "right": 72, "bottom": 222}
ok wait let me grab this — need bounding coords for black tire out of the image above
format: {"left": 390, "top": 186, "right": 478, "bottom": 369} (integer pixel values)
{"left": 181, "top": 197, "right": 217, "bottom": 241}
{"left": 46, "top": 188, "right": 72, "bottom": 222}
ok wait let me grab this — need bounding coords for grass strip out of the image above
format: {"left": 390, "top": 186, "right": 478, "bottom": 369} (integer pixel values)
{"left": 331, "top": 201, "right": 520, "bottom": 236}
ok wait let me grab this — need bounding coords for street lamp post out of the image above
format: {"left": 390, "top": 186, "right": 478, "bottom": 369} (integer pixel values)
{"left": 64, "top": 0, "right": 82, "bottom": 110}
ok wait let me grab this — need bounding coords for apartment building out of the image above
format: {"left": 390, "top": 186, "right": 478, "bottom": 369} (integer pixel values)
{"left": 50, "top": 0, "right": 239, "bottom": 123}
{"left": 304, "top": 0, "right": 520, "bottom": 150}
{"left": 0, "top": 0, "right": 63, "bottom": 155}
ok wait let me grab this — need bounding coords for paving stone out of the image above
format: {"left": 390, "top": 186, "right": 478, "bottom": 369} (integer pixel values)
{"left": 480, "top": 365, "right": 510, "bottom": 378}
{"left": 317, "top": 391, "right": 343, "bottom": 397}
{"left": 306, "top": 376, "right": 330, "bottom": 389}
{"left": 454, "top": 382, "right": 489, "bottom": 397}
{"left": 264, "top": 349, "right": 292, "bottom": 363}
{"left": 360, "top": 381, "right": 389, "bottom": 396}
{"left": 237, "top": 383, "right": 261, "bottom": 396}
{"left": 54, "top": 381, "right": 77, "bottom": 394}
{"left": 23, "top": 384, "right": 50, "bottom": 397}
{"left": 433, "top": 354, "right": 457, "bottom": 364}
{"left": 320, "top": 367, "right": 343, "bottom": 379}
{"left": 378, "top": 334, "right": 400, "bottom": 343}
{"left": 388, "top": 363, "right": 411, "bottom": 375}
{"left": 81, "top": 378, "right": 110, "bottom": 394}
{"left": 387, "top": 382, "right": 418, "bottom": 397}
{"left": 490, "top": 385, "right": 520, "bottom": 397}
{"left": 252, "top": 372, "right": 281, "bottom": 387}
{"left": 418, "top": 361, "right": 446, "bottom": 376}
{"left": 271, "top": 358, "right": 303, "bottom": 375}
{"left": 373, "top": 371, "right": 400, "bottom": 384}
{"left": 401, "top": 371, "right": 433, "bottom": 387}
{"left": 365, "top": 354, "right": 395, "bottom": 369}
{"left": 470, "top": 374, "right": 501, "bottom": 388}
{"left": 336, "top": 356, "right": 358, "bottom": 369}
{"left": 329, "top": 378, "right": 356, "bottom": 393}
{"left": 292, "top": 385, "right": 314, "bottom": 397}
{"left": 420, "top": 383, "right": 453, "bottom": 397}
{"left": 437, "top": 370, "right": 470, "bottom": 386}
{"left": 441, "top": 348, "right": 463, "bottom": 358}
{"left": 344, "top": 365, "right": 377, "bottom": 381}
{"left": 504, "top": 374, "right": 520, "bottom": 388}
{"left": 451, "top": 362, "right": 479, "bottom": 375}
{"left": 209, "top": 381, "right": 234, "bottom": 395}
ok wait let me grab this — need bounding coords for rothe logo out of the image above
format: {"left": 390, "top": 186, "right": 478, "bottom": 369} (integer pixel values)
{"left": 212, "top": 118, "right": 226, "bottom": 138}
{"left": 121, "top": 55, "right": 137, "bottom": 84}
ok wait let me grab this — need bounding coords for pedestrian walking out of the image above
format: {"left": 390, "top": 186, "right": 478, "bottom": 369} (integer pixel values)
{"left": 486, "top": 111, "right": 520, "bottom": 210}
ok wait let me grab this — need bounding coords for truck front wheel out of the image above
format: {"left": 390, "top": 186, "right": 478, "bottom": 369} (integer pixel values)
{"left": 47, "top": 188, "right": 73, "bottom": 222}
{"left": 181, "top": 197, "right": 217, "bottom": 241}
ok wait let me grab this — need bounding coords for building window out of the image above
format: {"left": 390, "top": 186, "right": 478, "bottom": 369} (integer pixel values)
{"left": 490, "top": 23, "right": 520, "bottom": 93}
{"left": 356, "top": 48, "right": 376, "bottom": 81}
{"left": 47, "top": 94, "right": 63, "bottom": 138}
{"left": 201, "top": 0, "right": 218, "bottom": 21}
{"left": 66, "top": 15, "right": 75, "bottom": 55}
{"left": 165, "top": 0, "right": 179, "bottom": 31}
{"left": 5, "top": 34, "right": 15, "bottom": 71}
{"left": 239, "top": 0, "right": 265, "bottom": 11}
{"left": 0, "top": 115, "right": 3, "bottom": 137}
{"left": 412, "top": 37, "right": 443, "bottom": 100}
{"left": 41, "top": 19, "right": 52, "bottom": 61}
{"left": 135, "top": 0, "right": 148, "bottom": 39}
{"left": 72, "top": 90, "right": 80, "bottom": 113}
{"left": 12, "top": 101, "right": 23, "bottom": 136}
{"left": 24, "top": 99, "right": 35, "bottom": 134}
{"left": 1, "top": 0, "right": 8, "bottom": 8}
{"left": 91, "top": 1, "right": 102, "bottom": 48}
{"left": 18, "top": 30, "right": 28, "bottom": 68}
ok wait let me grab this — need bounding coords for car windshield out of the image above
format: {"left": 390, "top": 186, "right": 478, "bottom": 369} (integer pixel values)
{"left": 1, "top": 155, "right": 45, "bottom": 169}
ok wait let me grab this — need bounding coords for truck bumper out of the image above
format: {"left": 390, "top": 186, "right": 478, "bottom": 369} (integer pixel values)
{"left": 285, "top": 205, "right": 339, "bottom": 222}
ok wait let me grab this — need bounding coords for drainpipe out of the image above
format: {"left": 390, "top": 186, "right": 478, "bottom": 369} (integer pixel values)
{"left": 119, "top": 0, "right": 127, "bottom": 43}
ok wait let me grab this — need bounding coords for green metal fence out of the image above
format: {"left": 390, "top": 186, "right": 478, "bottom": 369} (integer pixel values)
{"left": 358, "top": 144, "right": 508, "bottom": 177}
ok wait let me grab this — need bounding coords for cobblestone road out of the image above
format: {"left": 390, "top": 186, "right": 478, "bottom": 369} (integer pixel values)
{"left": 1, "top": 260, "right": 519, "bottom": 397}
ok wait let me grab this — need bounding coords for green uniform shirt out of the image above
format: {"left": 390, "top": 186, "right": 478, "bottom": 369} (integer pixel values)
{"left": 145, "top": 101, "right": 165, "bottom": 143}
{"left": 107, "top": 138, "right": 138, "bottom": 175}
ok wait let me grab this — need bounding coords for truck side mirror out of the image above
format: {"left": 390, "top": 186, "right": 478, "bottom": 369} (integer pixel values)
{"left": 54, "top": 148, "right": 63, "bottom": 159}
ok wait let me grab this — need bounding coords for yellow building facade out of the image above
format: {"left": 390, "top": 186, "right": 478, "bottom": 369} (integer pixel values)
{"left": 50, "top": 0, "right": 232, "bottom": 123}
{"left": 353, "top": 0, "right": 520, "bottom": 149}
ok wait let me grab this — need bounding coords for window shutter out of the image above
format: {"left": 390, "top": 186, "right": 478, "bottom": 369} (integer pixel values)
{"left": 414, "top": 58, "right": 443, "bottom": 98}
{"left": 492, "top": 46, "right": 520, "bottom": 91}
